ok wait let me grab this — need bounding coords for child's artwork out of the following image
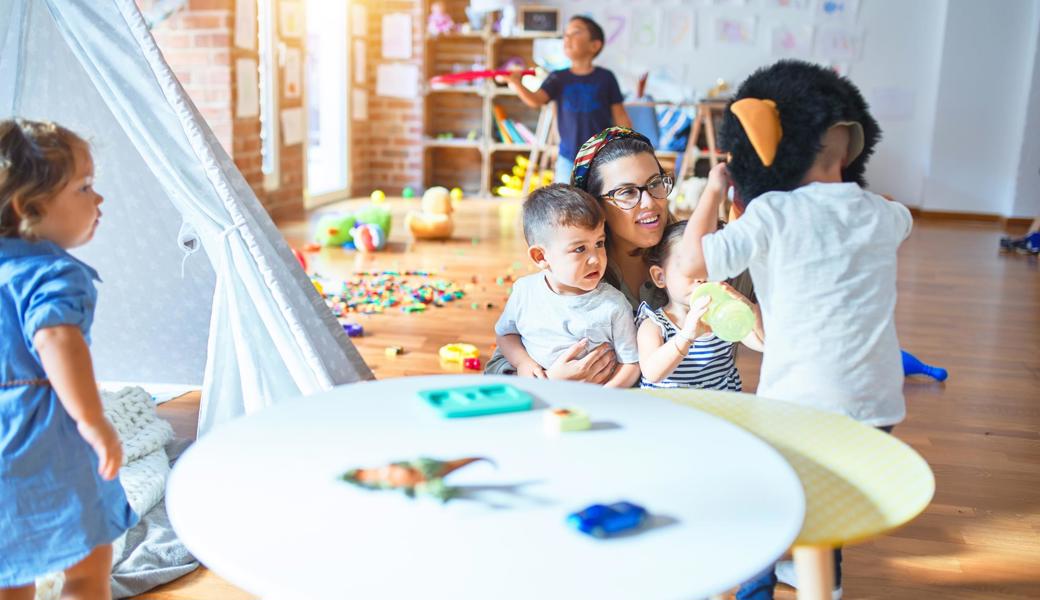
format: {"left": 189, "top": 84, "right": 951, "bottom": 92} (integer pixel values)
{"left": 351, "top": 3, "right": 367, "bottom": 37}
{"left": 283, "top": 47, "right": 302, "bottom": 99}
{"left": 715, "top": 17, "right": 756, "bottom": 46}
{"left": 817, "top": 0, "right": 860, "bottom": 20}
{"left": 764, "top": 0, "right": 810, "bottom": 8}
{"left": 815, "top": 26, "right": 863, "bottom": 61}
{"left": 279, "top": 1, "right": 302, "bottom": 38}
{"left": 382, "top": 13, "right": 412, "bottom": 59}
{"left": 714, "top": 0, "right": 748, "bottom": 6}
{"left": 233, "top": 0, "right": 256, "bottom": 50}
{"left": 235, "top": 59, "right": 259, "bottom": 118}
{"left": 603, "top": 8, "right": 631, "bottom": 49}
{"left": 665, "top": 9, "right": 697, "bottom": 51}
{"left": 280, "top": 107, "right": 304, "bottom": 145}
{"left": 353, "top": 40, "right": 366, "bottom": 84}
{"left": 771, "top": 24, "right": 813, "bottom": 56}
{"left": 631, "top": 10, "right": 662, "bottom": 49}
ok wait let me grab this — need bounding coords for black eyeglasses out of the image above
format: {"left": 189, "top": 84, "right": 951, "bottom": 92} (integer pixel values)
{"left": 600, "top": 174, "right": 674, "bottom": 209}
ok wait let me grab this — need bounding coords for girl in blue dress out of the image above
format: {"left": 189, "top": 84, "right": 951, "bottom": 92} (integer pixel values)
{"left": 1, "top": 120, "right": 136, "bottom": 599}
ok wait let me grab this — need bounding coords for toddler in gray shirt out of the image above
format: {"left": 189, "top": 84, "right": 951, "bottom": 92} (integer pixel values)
{"left": 494, "top": 184, "right": 640, "bottom": 387}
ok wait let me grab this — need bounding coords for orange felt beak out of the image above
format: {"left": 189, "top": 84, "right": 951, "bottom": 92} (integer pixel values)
{"left": 731, "top": 98, "right": 783, "bottom": 167}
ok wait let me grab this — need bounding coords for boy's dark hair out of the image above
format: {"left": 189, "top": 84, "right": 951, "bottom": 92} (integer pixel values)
{"left": 584, "top": 137, "right": 665, "bottom": 195}
{"left": 570, "top": 15, "right": 605, "bottom": 58}
{"left": 523, "top": 183, "right": 605, "bottom": 247}
{"left": 0, "top": 119, "right": 88, "bottom": 240}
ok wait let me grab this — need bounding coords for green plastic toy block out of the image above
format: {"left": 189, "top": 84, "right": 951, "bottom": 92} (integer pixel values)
{"left": 420, "top": 383, "right": 534, "bottom": 418}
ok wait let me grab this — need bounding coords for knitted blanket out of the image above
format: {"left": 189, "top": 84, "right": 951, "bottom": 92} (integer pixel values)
{"left": 35, "top": 386, "right": 175, "bottom": 599}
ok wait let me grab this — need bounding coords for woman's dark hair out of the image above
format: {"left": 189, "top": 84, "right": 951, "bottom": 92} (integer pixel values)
{"left": 584, "top": 137, "right": 664, "bottom": 196}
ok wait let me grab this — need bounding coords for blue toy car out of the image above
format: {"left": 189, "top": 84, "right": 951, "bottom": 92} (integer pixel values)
{"left": 567, "top": 501, "right": 648, "bottom": 538}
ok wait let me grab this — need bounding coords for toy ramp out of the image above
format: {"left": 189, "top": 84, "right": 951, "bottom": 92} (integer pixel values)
{"left": 0, "top": 0, "right": 372, "bottom": 435}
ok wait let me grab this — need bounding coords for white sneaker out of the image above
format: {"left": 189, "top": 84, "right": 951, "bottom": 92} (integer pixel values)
{"left": 775, "top": 560, "right": 843, "bottom": 600}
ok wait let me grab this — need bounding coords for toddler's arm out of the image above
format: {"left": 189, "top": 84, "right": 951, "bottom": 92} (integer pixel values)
{"left": 637, "top": 298, "right": 712, "bottom": 383}
{"left": 604, "top": 363, "right": 640, "bottom": 388}
{"left": 496, "top": 333, "right": 546, "bottom": 378}
{"left": 34, "top": 325, "right": 122, "bottom": 480}
{"left": 678, "top": 162, "right": 727, "bottom": 278}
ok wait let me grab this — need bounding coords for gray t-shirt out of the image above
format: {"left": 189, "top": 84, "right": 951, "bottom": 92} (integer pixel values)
{"left": 494, "top": 273, "right": 640, "bottom": 369}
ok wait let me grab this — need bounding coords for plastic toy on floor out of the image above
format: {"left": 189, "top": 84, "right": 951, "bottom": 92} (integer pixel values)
{"left": 314, "top": 202, "right": 392, "bottom": 250}
{"left": 406, "top": 186, "right": 454, "bottom": 239}
{"left": 901, "top": 350, "right": 948, "bottom": 381}
{"left": 340, "top": 456, "right": 490, "bottom": 501}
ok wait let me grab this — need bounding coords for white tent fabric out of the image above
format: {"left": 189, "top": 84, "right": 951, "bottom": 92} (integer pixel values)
{"left": 1, "top": 0, "right": 373, "bottom": 435}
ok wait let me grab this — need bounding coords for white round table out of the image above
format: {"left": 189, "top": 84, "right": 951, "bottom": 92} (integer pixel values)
{"left": 167, "top": 376, "right": 805, "bottom": 600}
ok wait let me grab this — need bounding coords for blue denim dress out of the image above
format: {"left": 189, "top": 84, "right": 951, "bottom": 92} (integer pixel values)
{"left": 0, "top": 237, "right": 136, "bottom": 586}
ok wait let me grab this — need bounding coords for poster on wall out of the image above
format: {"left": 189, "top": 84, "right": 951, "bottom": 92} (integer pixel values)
{"left": 280, "top": 107, "right": 304, "bottom": 145}
{"left": 771, "top": 24, "right": 813, "bottom": 56}
{"left": 664, "top": 9, "right": 696, "bottom": 52}
{"left": 715, "top": 17, "right": 757, "bottom": 46}
{"left": 280, "top": 1, "right": 303, "bottom": 38}
{"left": 815, "top": 26, "right": 863, "bottom": 61}
{"left": 351, "top": 3, "right": 367, "bottom": 37}
{"left": 235, "top": 58, "right": 259, "bottom": 118}
{"left": 382, "top": 13, "right": 412, "bottom": 59}
{"left": 817, "top": 0, "right": 860, "bottom": 20}
{"left": 354, "top": 40, "right": 366, "bottom": 84}
{"left": 283, "top": 48, "right": 302, "bottom": 99}
{"left": 376, "top": 63, "right": 419, "bottom": 99}
{"left": 765, "top": 0, "right": 810, "bottom": 9}
{"left": 233, "top": 0, "right": 256, "bottom": 50}
{"left": 602, "top": 8, "right": 631, "bottom": 51}
{"left": 630, "top": 11, "right": 662, "bottom": 50}
{"left": 352, "top": 88, "right": 368, "bottom": 121}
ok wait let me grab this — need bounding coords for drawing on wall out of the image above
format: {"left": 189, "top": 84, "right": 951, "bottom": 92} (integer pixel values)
{"left": 815, "top": 26, "right": 863, "bottom": 61}
{"left": 283, "top": 47, "right": 302, "bottom": 99}
{"left": 771, "top": 24, "right": 813, "bottom": 56}
{"left": 279, "top": 1, "right": 302, "bottom": 38}
{"left": 665, "top": 9, "right": 696, "bottom": 51}
{"left": 715, "top": 17, "right": 757, "bottom": 46}
{"left": 631, "top": 10, "right": 661, "bottom": 49}
{"left": 603, "top": 9, "right": 630, "bottom": 49}
{"left": 764, "top": 0, "right": 810, "bottom": 8}
{"left": 817, "top": 0, "right": 860, "bottom": 20}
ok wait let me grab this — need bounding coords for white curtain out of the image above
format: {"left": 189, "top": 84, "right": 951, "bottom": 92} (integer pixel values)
{"left": 1, "top": 0, "right": 372, "bottom": 435}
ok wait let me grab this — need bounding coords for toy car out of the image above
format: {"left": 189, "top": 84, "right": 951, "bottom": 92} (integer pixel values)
{"left": 567, "top": 501, "right": 648, "bottom": 538}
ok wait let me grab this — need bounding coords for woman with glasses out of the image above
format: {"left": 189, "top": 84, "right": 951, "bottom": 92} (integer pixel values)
{"left": 485, "top": 127, "right": 753, "bottom": 382}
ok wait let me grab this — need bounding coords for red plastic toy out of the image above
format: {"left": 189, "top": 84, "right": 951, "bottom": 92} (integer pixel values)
{"left": 462, "top": 357, "right": 482, "bottom": 370}
{"left": 430, "top": 69, "right": 535, "bottom": 86}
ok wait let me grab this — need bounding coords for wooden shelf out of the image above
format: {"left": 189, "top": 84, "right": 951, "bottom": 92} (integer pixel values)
{"left": 423, "top": 0, "right": 552, "bottom": 196}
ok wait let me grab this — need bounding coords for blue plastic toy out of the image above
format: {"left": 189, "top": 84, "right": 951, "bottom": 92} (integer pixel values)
{"left": 342, "top": 323, "right": 364, "bottom": 337}
{"left": 419, "top": 383, "right": 533, "bottom": 418}
{"left": 902, "top": 350, "right": 948, "bottom": 381}
{"left": 567, "top": 501, "right": 648, "bottom": 538}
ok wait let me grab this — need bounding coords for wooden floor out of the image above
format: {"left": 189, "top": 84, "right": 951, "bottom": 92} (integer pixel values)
{"left": 142, "top": 200, "right": 1040, "bottom": 600}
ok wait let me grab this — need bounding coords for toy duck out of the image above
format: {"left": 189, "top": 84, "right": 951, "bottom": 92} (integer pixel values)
{"left": 406, "top": 186, "right": 454, "bottom": 240}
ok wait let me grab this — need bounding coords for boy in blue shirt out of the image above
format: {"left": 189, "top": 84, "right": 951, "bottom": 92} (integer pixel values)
{"left": 503, "top": 15, "right": 631, "bottom": 183}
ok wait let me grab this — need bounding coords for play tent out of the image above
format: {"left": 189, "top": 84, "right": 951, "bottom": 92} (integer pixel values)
{"left": 0, "top": 0, "right": 373, "bottom": 435}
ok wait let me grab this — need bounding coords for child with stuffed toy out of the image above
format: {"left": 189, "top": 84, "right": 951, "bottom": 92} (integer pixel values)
{"left": 677, "top": 60, "right": 913, "bottom": 600}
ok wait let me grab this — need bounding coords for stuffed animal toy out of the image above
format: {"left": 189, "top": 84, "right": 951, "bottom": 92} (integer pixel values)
{"left": 315, "top": 204, "right": 391, "bottom": 249}
{"left": 315, "top": 214, "right": 356, "bottom": 247}
{"left": 406, "top": 186, "right": 454, "bottom": 239}
{"left": 718, "top": 59, "right": 881, "bottom": 210}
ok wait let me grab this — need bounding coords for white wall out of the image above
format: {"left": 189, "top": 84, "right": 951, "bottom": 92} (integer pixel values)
{"left": 923, "top": 0, "right": 1039, "bottom": 215}
{"left": 1012, "top": 5, "right": 1040, "bottom": 220}
{"left": 531, "top": 0, "right": 948, "bottom": 206}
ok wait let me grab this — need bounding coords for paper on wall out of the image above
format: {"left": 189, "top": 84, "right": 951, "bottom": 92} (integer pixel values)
{"left": 280, "top": 1, "right": 302, "bottom": 38}
{"left": 815, "top": 26, "right": 863, "bottom": 61}
{"left": 280, "top": 107, "right": 305, "bottom": 145}
{"left": 376, "top": 63, "right": 419, "bottom": 99}
{"left": 382, "top": 13, "right": 412, "bottom": 59}
{"left": 351, "top": 3, "right": 367, "bottom": 37}
{"left": 284, "top": 47, "right": 302, "bottom": 99}
{"left": 352, "top": 88, "right": 368, "bottom": 121}
{"left": 234, "top": 0, "right": 256, "bottom": 50}
{"left": 235, "top": 58, "right": 259, "bottom": 118}
{"left": 354, "top": 40, "right": 366, "bottom": 84}
{"left": 771, "top": 24, "right": 813, "bottom": 56}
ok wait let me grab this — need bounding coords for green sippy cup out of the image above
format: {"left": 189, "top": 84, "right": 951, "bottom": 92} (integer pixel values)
{"left": 689, "top": 282, "right": 755, "bottom": 342}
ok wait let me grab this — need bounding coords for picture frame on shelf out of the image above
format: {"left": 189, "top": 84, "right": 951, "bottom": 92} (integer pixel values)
{"left": 518, "top": 5, "right": 560, "bottom": 34}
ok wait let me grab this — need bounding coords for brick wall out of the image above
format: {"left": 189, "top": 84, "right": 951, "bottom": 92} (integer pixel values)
{"left": 150, "top": 0, "right": 303, "bottom": 218}
{"left": 352, "top": 0, "right": 424, "bottom": 196}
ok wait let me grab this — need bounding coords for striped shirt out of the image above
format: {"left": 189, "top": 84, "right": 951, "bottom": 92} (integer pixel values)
{"left": 637, "top": 302, "right": 742, "bottom": 391}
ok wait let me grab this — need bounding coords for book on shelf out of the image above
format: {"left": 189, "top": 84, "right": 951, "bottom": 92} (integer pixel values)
{"left": 504, "top": 119, "right": 525, "bottom": 146}
{"left": 512, "top": 121, "right": 537, "bottom": 145}
{"left": 492, "top": 105, "right": 514, "bottom": 144}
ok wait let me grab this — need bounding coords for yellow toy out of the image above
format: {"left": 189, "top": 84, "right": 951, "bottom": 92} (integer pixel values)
{"left": 406, "top": 186, "right": 454, "bottom": 240}
{"left": 370, "top": 189, "right": 386, "bottom": 203}
{"left": 438, "top": 343, "right": 479, "bottom": 367}
{"left": 450, "top": 187, "right": 464, "bottom": 201}
{"left": 494, "top": 155, "right": 553, "bottom": 198}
